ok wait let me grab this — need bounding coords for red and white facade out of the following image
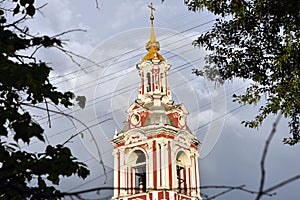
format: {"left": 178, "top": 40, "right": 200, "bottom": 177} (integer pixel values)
{"left": 111, "top": 10, "right": 202, "bottom": 200}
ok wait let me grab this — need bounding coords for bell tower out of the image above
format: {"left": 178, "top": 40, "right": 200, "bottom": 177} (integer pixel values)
{"left": 111, "top": 4, "right": 202, "bottom": 200}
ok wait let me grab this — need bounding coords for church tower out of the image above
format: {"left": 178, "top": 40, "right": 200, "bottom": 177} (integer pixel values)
{"left": 111, "top": 4, "right": 202, "bottom": 200}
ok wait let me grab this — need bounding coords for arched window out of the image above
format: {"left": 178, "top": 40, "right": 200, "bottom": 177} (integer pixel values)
{"left": 147, "top": 72, "right": 151, "bottom": 92}
{"left": 176, "top": 151, "right": 189, "bottom": 195}
{"left": 160, "top": 73, "right": 164, "bottom": 92}
{"left": 128, "top": 150, "right": 147, "bottom": 194}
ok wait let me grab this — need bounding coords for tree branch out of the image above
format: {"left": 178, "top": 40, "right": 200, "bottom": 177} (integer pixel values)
{"left": 263, "top": 174, "right": 300, "bottom": 194}
{"left": 19, "top": 102, "right": 107, "bottom": 183}
{"left": 52, "top": 29, "right": 86, "bottom": 38}
{"left": 54, "top": 45, "right": 103, "bottom": 73}
{"left": 62, "top": 118, "right": 112, "bottom": 146}
{"left": 35, "top": 3, "right": 48, "bottom": 17}
{"left": 3, "top": 15, "right": 27, "bottom": 28}
{"left": 255, "top": 112, "right": 282, "bottom": 200}
{"left": 201, "top": 185, "right": 274, "bottom": 198}
{"left": 95, "top": 0, "right": 100, "bottom": 9}
{"left": 205, "top": 186, "right": 243, "bottom": 200}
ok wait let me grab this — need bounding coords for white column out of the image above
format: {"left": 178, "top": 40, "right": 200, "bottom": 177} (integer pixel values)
{"left": 185, "top": 167, "right": 190, "bottom": 195}
{"left": 161, "top": 142, "right": 167, "bottom": 188}
{"left": 190, "top": 155, "right": 196, "bottom": 197}
{"left": 172, "top": 146, "right": 177, "bottom": 190}
{"left": 112, "top": 149, "right": 118, "bottom": 197}
{"left": 167, "top": 141, "right": 172, "bottom": 189}
{"left": 195, "top": 152, "right": 200, "bottom": 197}
{"left": 147, "top": 141, "right": 154, "bottom": 189}
{"left": 157, "top": 143, "right": 161, "bottom": 188}
{"left": 119, "top": 148, "right": 126, "bottom": 195}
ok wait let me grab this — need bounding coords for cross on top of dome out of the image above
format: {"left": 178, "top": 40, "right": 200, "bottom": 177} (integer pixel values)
{"left": 148, "top": 3, "right": 155, "bottom": 20}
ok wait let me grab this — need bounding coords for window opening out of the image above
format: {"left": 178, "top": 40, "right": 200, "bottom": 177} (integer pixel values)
{"left": 176, "top": 151, "right": 187, "bottom": 195}
{"left": 147, "top": 72, "right": 151, "bottom": 92}
{"left": 160, "top": 73, "right": 164, "bottom": 92}
{"left": 177, "top": 165, "right": 186, "bottom": 194}
{"left": 130, "top": 150, "right": 147, "bottom": 194}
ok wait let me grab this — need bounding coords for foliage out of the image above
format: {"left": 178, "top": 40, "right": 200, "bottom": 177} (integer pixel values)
{"left": 0, "top": 0, "right": 89, "bottom": 199}
{"left": 185, "top": 0, "right": 300, "bottom": 145}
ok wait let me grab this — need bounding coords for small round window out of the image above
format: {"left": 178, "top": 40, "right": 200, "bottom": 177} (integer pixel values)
{"left": 131, "top": 114, "right": 140, "bottom": 125}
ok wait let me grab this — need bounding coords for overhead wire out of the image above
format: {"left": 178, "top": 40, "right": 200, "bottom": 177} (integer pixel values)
{"left": 41, "top": 8, "right": 255, "bottom": 199}
{"left": 34, "top": 24, "right": 218, "bottom": 126}
{"left": 25, "top": 84, "right": 248, "bottom": 196}
{"left": 25, "top": 66, "right": 201, "bottom": 149}
{"left": 48, "top": 9, "right": 198, "bottom": 82}
{"left": 18, "top": 17, "right": 220, "bottom": 161}
{"left": 26, "top": 70, "right": 248, "bottom": 150}
{"left": 36, "top": 54, "right": 205, "bottom": 126}
{"left": 59, "top": 84, "right": 249, "bottom": 194}
{"left": 66, "top": 105, "right": 246, "bottom": 193}
{"left": 24, "top": 14, "right": 246, "bottom": 195}
{"left": 11, "top": 8, "right": 246, "bottom": 199}
{"left": 30, "top": 18, "right": 219, "bottom": 130}
{"left": 23, "top": 54, "right": 206, "bottom": 149}
{"left": 60, "top": 35, "right": 201, "bottom": 94}
{"left": 49, "top": 18, "right": 218, "bottom": 86}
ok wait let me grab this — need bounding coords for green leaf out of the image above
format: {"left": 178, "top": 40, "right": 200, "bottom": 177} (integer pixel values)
{"left": 76, "top": 95, "right": 86, "bottom": 109}
{"left": 20, "top": 0, "right": 27, "bottom": 6}
{"left": 26, "top": 4, "right": 35, "bottom": 17}
{"left": 27, "top": 0, "right": 35, "bottom": 5}
{"left": 47, "top": 173, "right": 60, "bottom": 185}
{"left": 38, "top": 177, "right": 46, "bottom": 188}
{"left": 0, "top": 16, "right": 7, "bottom": 23}
{"left": 13, "top": 4, "right": 20, "bottom": 15}
{"left": 0, "top": 1, "right": 91, "bottom": 198}
{"left": 77, "top": 166, "right": 90, "bottom": 179}
{"left": 188, "top": 0, "right": 300, "bottom": 144}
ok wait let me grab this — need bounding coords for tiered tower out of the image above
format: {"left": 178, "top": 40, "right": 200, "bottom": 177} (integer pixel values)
{"left": 111, "top": 4, "right": 202, "bottom": 200}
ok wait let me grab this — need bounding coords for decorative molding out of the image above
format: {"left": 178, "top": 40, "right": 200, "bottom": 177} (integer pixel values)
{"left": 124, "top": 131, "right": 147, "bottom": 145}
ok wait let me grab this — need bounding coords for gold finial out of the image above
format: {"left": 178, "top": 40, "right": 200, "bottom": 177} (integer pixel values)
{"left": 142, "top": 3, "right": 164, "bottom": 62}
{"left": 148, "top": 3, "right": 156, "bottom": 44}
{"left": 148, "top": 3, "right": 155, "bottom": 25}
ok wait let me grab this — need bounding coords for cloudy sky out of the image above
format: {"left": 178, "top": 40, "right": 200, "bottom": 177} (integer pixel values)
{"left": 18, "top": 0, "right": 300, "bottom": 199}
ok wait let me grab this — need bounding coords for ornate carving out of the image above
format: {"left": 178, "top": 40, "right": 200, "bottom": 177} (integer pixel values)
{"left": 124, "top": 131, "right": 147, "bottom": 145}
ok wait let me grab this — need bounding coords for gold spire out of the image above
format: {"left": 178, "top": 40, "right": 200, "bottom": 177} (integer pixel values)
{"left": 142, "top": 3, "right": 165, "bottom": 62}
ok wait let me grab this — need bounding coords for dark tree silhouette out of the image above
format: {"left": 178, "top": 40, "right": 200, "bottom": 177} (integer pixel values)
{"left": 0, "top": 1, "right": 89, "bottom": 199}
{"left": 185, "top": 0, "right": 300, "bottom": 145}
